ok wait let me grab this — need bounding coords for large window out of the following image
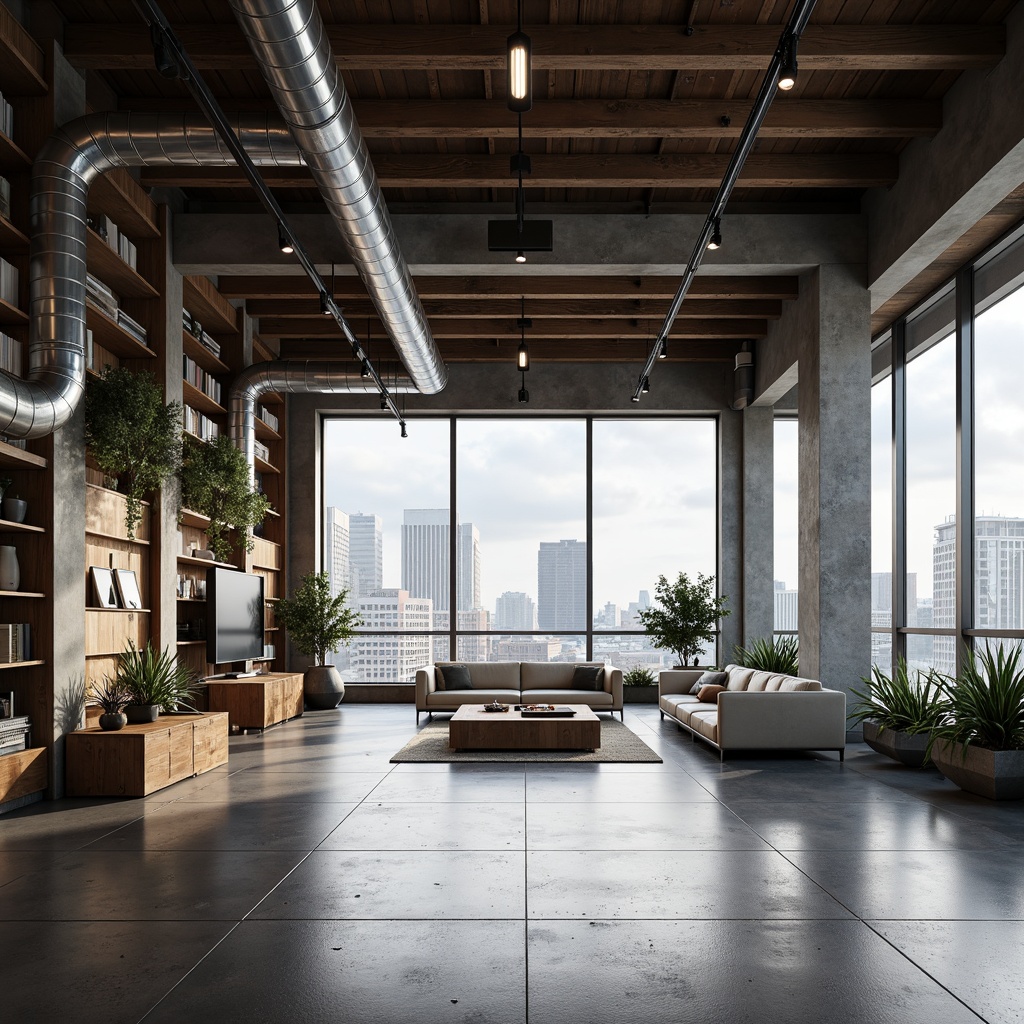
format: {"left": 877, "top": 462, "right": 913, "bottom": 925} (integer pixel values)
{"left": 873, "top": 221, "right": 1024, "bottom": 679}
{"left": 773, "top": 418, "right": 798, "bottom": 633}
{"left": 322, "top": 416, "right": 719, "bottom": 681}
{"left": 871, "top": 365, "right": 893, "bottom": 670}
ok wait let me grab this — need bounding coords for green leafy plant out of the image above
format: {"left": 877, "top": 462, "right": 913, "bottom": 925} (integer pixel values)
{"left": 86, "top": 676, "right": 131, "bottom": 714}
{"left": 0, "top": 476, "right": 11, "bottom": 501}
{"left": 84, "top": 366, "right": 183, "bottom": 539}
{"left": 637, "top": 572, "right": 730, "bottom": 667}
{"left": 276, "top": 571, "right": 363, "bottom": 667}
{"left": 849, "top": 658, "right": 949, "bottom": 733}
{"left": 116, "top": 640, "right": 199, "bottom": 712}
{"left": 623, "top": 666, "right": 657, "bottom": 687}
{"left": 929, "top": 643, "right": 1024, "bottom": 758}
{"left": 179, "top": 435, "right": 271, "bottom": 562}
{"left": 732, "top": 635, "right": 800, "bottom": 675}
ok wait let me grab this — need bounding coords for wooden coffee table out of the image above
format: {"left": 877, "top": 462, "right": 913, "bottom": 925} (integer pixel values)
{"left": 448, "top": 705, "right": 602, "bottom": 751}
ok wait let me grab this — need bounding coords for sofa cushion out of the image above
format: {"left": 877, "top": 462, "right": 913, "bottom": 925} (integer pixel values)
{"left": 571, "top": 665, "right": 605, "bottom": 691}
{"left": 748, "top": 671, "right": 774, "bottom": 691}
{"left": 725, "top": 667, "right": 755, "bottom": 690}
{"left": 696, "top": 683, "right": 726, "bottom": 703}
{"left": 689, "top": 711, "right": 719, "bottom": 743}
{"left": 675, "top": 701, "right": 718, "bottom": 723}
{"left": 523, "top": 689, "right": 613, "bottom": 707}
{"left": 764, "top": 676, "right": 784, "bottom": 691}
{"left": 660, "top": 694, "right": 697, "bottom": 713}
{"left": 778, "top": 678, "right": 822, "bottom": 692}
{"left": 437, "top": 664, "right": 474, "bottom": 690}
{"left": 521, "top": 662, "right": 604, "bottom": 691}
{"left": 436, "top": 662, "right": 521, "bottom": 689}
{"left": 691, "top": 670, "right": 727, "bottom": 695}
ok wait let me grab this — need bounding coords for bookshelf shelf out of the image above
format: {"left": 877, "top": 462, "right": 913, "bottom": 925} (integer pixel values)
{"left": 182, "top": 330, "right": 230, "bottom": 375}
{"left": 86, "top": 228, "right": 159, "bottom": 299}
{"left": 0, "top": 659, "right": 44, "bottom": 670}
{"left": 86, "top": 302, "right": 156, "bottom": 360}
{"left": 182, "top": 379, "right": 226, "bottom": 418}
{"left": 0, "top": 519, "right": 44, "bottom": 534}
{"left": 0, "top": 441, "right": 46, "bottom": 469}
{"left": 0, "top": 295, "right": 27, "bottom": 326}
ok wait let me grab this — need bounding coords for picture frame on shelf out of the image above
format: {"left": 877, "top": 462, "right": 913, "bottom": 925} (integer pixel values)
{"left": 90, "top": 566, "right": 120, "bottom": 609}
{"left": 114, "top": 568, "right": 143, "bottom": 610}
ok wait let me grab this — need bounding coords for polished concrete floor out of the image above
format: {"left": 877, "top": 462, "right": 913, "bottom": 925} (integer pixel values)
{"left": 3, "top": 704, "right": 1024, "bottom": 1023}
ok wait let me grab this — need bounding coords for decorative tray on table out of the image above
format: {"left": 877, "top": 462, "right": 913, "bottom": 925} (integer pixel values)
{"left": 482, "top": 701, "right": 510, "bottom": 713}
{"left": 516, "top": 704, "right": 578, "bottom": 717}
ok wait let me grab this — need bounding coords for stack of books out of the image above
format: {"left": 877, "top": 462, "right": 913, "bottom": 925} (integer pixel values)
{"left": 0, "top": 257, "right": 18, "bottom": 306}
{"left": 0, "top": 176, "right": 10, "bottom": 221}
{"left": 183, "top": 354, "right": 222, "bottom": 404}
{"left": 86, "top": 274, "right": 119, "bottom": 317}
{"left": 182, "top": 307, "right": 223, "bottom": 358}
{"left": 0, "top": 622, "right": 32, "bottom": 662}
{"left": 117, "top": 308, "right": 148, "bottom": 345}
{"left": 257, "top": 404, "right": 279, "bottom": 432}
{"left": 0, "top": 91, "right": 13, "bottom": 139}
{"left": 253, "top": 440, "right": 271, "bottom": 464}
{"left": 0, "top": 715, "right": 31, "bottom": 756}
{"left": 0, "top": 332, "right": 21, "bottom": 376}
{"left": 182, "top": 406, "right": 220, "bottom": 441}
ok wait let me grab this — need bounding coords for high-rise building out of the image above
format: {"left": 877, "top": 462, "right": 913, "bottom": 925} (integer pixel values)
{"left": 348, "top": 589, "right": 433, "bottom": 682}
{"left": 433, "top": 609, "right": 491, "bottom": 663}
{"left": 401, "top": 509, "right": 481, "bottom": 612}
{"left": 349, "top": 513, "right": 383, "bottom": 599}
{"left": 324, "top": 507, "right": 350, "bottom": 599}
{"left": 494, "top": 591, "right": 536, "bottom": 631}
{"left": 537, "top": 539, "right": 587, "bottom": 630}
{"left": 774, "top": 589, "right": 799, "bottom": 632}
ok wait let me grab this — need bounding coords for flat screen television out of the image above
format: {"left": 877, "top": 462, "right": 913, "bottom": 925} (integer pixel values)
{"left": 206, "top": 568, "right": 264, "bottom": 665}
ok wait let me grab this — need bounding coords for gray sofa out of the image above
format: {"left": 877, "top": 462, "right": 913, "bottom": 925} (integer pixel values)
{"left": 659, "top": 664, "right": 846, "bottom": 760}
{"left": 415, "top": 661, "right": 623, "bottom": 722}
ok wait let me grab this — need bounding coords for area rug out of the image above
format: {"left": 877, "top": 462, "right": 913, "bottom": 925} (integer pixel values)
{"left": 390, "top": 718, "right": 662, "bottom": 763}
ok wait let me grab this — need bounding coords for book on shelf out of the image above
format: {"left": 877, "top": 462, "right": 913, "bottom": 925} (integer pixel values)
{"left": 0, "top": 176, "right": 10, "bottom": 221}
{"left": 117, "top": 234, "right": 137, "bottom": 271}
{"left": 0, "top": 332, "right": 21, "bottom": 376}
{"left": 183, "top": 355, "right": 222, "bottom": 404}
{"left": 0, "top": 257, "right": 18, "bottom": 306}
{"left": 86, "top": 327, "right": 94, "bottom": 370}
{"left": 257, "top": 404, "right": 279, "bottom": 432}
{"left": 0, "top": 623, "right": 32, "bottom": 663}
{"left": 183, "top": 405, "right": 220, "bottom": 442}
{"left": 116, "top": 309, "right": 148, "bottom": 343}
{"left": 199, "top": 330, "right": 221, "bottom": 358}
{"left": 0, "top": 91, "right": 13, "bottom": 139}
{"left": 253, "top": 440, "right": 271, "bottom": 464}
{"left": 86, "top": 275, "right": 120, "bottom": 317}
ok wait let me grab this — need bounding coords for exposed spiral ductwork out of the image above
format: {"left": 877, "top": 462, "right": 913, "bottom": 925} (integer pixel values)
{"left": 228, "top": 0, "right": 446, "bottom": 397}
{"left": 230, "top": 361, "right": 416, "bottom": 473}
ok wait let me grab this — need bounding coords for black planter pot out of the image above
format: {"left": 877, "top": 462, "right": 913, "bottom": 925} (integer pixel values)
{"left": 124, "top": 703, "right": 160, "bottom": 724}
{"left": 304, "top": 665, "right": 345, "bottom": 710}
{"left": 98, "top": 712, "right": 127, "bottom": 731}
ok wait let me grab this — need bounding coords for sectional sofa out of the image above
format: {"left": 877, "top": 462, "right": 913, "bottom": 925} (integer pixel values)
{"left": 659, "top": 665, "right": 846, "bottom": 760}
{"left": 415, "top": 661, "right": 623, "bottom": 722}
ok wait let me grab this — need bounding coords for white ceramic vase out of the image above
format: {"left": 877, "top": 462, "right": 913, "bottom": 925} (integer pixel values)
{"left": 0, "top": 545, "right": 19, "bottom": 590}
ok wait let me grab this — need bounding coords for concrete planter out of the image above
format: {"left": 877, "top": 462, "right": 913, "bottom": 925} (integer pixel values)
{"left": 931, "top": 739, "right": 1024, "bottom": 800}
{"left": 862, "top": 720, "right": 932, "bottom": 768}
{"left": 623, "top": 685, "right": 659, "bottom": 704}
{"left": 304, "top": 665, "right": 345, "bottom": 710}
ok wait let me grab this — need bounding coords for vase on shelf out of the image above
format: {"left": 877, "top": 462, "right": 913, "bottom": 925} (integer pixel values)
{"left": 0, "top": 545, "right": 19, "bottom": 590}
{"left": 2, "top": 497, "right": 27, "bottom": 523}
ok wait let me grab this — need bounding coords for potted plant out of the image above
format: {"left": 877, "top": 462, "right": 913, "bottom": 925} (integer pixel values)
{"left": 638, "top": 572, "right": 730, "bottom": 668}
{"left": 276, "top": 570, "right": 362, "bottom": 709}
{"left": 732, "top": 636, "right": 800, "bottom": 675}
{"left": 84, "top": 366, "right": 183, "bottom": 539}
{"left": 928, "top": 643, "right": 1024, "bottom": 800}
{"left": 87, "top": 677, "right": 131, "bottom": 731}
{"left": 849, "top": 659, "right": 949, "bottom": 768}
{"left": 117, "top": 640, "right": 199, "bottom": 723}
{"left": 179, "top": 435, "right": 271, "bottom": 563}
{"left": 622, "top": 666, "right": 659, "bottom": 704}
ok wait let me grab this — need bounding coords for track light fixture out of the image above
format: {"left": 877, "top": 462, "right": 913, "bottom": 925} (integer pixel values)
{"left": 506, "top": 0, "right": 532, "bottom": 113}
{"left": 707, "top": 217, "right": 722, "bottom": 251}
{"left": 641, "top": 376, "right": 650, "bottom": 394}
{"left": 778, "top": 34, "right": 798, "bottom": 91}
{"left": 150, "top": 24, "right": 182, "bottom": 79}
{"left": 515, "top": 250, "right": 527, "bottom": 264}
{"left": 278, "top": 225, "right": 293, "bottom": 254}
{"left": 400, "top": 422, "right": 408, "bottom": 438}
{"left": 658, "top": 339, "right": 668, "bottom": 360}
{"left": 516, "top": 296, "right": 531, "bottom": 402}
{"left": 360, "top": 359, "right": 371, "bottom": 379}
{"left": 319, "top": 291, "right": 332, "bottom": 316}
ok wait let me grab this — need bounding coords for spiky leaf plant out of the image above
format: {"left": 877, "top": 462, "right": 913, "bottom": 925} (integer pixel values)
{"left": 849, "top": 658, "right": 949, "bottom": 733}
{"left": 86, "top": 676, "right": 131, "bottom": 714}
{"left": 116, "top": 640, "right": 199, "bottom": 712}
{"left": 623, "top": 666, "right": 657, "bottom": 687}
{"left": 732, "top": 635, "right": 800, "bottom": 675}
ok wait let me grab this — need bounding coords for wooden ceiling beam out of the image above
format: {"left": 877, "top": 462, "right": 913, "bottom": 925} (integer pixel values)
{"left": 114, "top": 97, "right": 941, "bottom": 139}
{"left": 218, "top": 275, "right": 800, "bottom": 301}
{"left": 65, "top": 24, "right": 1004, "bottom": 72}
{"left": 279, "top": 339, "right": 740, "bottom": 362}
{"left": 141, "top": 152, "right": 897, "bottom": 189}
{"left": 257, "top": 317, "right": 767, "bottom": 339}
{"left": 244, "top": 297, "right": 782, "bottom": 319}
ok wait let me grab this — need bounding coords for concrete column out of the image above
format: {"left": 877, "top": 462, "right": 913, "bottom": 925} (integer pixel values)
{"left": 797, "top": 264, "right": 872, "bottom": 710}
{"left": 741, "top": 407, "right": 775, "bottom": 646}
{"left": 718, "top": 407, "right": 743, "bottom": 665}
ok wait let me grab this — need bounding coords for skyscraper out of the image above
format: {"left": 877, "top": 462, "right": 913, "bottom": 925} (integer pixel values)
{"left": 324, "top": 507, "right": 350, "bottom": 599}
{"left": 349, "top": 589, "right": 433, "bottom": 682}
{"left": 494, "top": 591, "right": 536, "bottom": 631}
{"left": 537, "top": 539, "right": 587, "bottom": 630}
{"left": 349, "top": 513, "right": 383, "bottom": 599}
{"left": 401, "top": 509, "right": 481, "bottom": 612}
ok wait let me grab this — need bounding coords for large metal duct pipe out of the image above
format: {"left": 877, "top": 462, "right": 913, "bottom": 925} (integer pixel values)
{"left": 228, "top": 0, "right": 446, "bottom": 396}
{"left": 2, "top": 111, "right": 434, "bottom": 439}
{"left": 230, "top": 361, "right": 417, "bottom": 476}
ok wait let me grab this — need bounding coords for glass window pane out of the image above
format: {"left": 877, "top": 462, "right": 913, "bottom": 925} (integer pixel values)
{"left": 974, "top": 278, "right": 1024, "bottom": 633}
{"left": 322, "top": 418, "right": 450, "bottom": 680}
{"left": 905, "top": 296, "right": 956, "bottom": 675}
{"left": 457, "top": 635, "right": 585, "bottom": 663}
{"left": 457, "top": 419, "right": 587, "bottom": 632}
{"left": 592, "top": 634, "right": 715, "bottom": 672}
{"left": 872, "top": 379, "right": 893, "bottom": 632}
{"left": 773, "top": 419, "right": 798, "bottom": 631}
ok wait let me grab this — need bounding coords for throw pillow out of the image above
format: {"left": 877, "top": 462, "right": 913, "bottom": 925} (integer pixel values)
{"left": 696, "top": 683, "right": 726, "bottom": 704}
{"left": 438, "top": 664, "right": 474, "bottom": 691}
{"left": 690, "top": 670, "right": 727, "bottom": 695}
{"left": 571, "top": 665, "right": 605, "bottom": 691}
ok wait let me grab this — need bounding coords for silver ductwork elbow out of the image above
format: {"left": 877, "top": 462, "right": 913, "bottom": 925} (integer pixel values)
{"left": 228, "top": 0, "right": 447, "bottom": 396}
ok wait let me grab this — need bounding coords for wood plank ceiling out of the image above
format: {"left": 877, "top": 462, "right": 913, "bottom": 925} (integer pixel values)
{"left": 53, "top": 0, "right": 1015, "bottom": 363}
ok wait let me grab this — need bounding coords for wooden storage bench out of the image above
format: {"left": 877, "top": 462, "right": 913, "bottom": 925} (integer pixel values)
{"left": 66, "top": 712, "right": 229, "bottom": 797}
{"left": 205, "top": 672, "right": 304, "bottom": 731}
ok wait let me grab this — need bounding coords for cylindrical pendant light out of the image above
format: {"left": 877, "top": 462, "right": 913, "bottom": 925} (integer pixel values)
{"left": 507, "top": 0, "right": 532, "bottom": 112}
